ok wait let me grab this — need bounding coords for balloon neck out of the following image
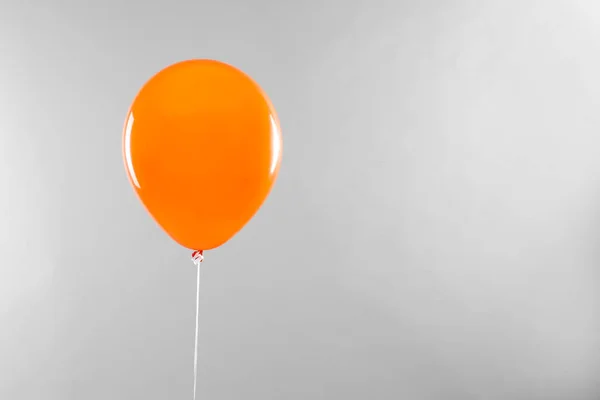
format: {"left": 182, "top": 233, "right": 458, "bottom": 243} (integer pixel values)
{"left": 191, "top": 250, "right": 204, "bottom": 266}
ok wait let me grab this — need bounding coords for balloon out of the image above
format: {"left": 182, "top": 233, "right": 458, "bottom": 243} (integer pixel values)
{"left": 122, "top": 59, "right": 282, "bottom": 251}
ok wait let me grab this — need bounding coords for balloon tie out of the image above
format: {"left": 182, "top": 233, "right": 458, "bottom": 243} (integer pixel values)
{"left": 191, "top": 250, "right": 203, "bottom": 400}
{"left": 191, "top": 250, "right": 204, "bottom": 266}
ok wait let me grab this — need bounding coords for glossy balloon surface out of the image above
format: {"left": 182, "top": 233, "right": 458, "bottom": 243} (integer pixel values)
{"left": 123, "top": 59, "right": 282, "bottom": 250}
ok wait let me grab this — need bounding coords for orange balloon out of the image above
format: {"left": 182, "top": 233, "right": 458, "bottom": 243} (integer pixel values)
{"left": 122, "top": 59, "right": 282, "bottom": 251}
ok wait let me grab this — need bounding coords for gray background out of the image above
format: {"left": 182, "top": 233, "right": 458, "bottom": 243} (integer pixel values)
{"left": 1, "top": 0, "right": 600, "bottom": 399}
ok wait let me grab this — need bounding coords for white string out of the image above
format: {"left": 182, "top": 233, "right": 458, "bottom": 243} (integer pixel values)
{"left": 191, "top": 251, "right": 203, "bottom": 400}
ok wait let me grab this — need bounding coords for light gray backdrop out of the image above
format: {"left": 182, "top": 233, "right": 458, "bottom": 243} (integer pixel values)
{"left": 1, "top": 0, "right": 600, "bottom": 399}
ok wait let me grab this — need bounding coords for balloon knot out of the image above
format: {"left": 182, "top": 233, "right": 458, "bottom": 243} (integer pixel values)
{"left": 192, "top": 250, "right": 204, "bottom": 267}
{"left": 191, "top": 250, "right": 204, "bottom": 266}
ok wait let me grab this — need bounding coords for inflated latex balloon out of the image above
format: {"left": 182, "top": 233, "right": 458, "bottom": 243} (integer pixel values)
{"left": 123, "top": 59, "right": 282, "bottom": 251}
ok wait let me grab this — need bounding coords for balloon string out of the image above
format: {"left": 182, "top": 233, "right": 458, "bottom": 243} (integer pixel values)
{"left": 191, "top": 250, "right": 204, "bottom": 400}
